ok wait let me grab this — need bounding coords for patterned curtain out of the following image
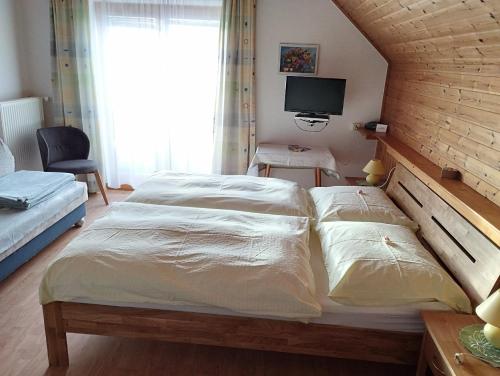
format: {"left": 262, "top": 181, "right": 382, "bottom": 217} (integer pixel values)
{"left": 50, "top": 0, "right": 102, "bottom": 191}
{"left": 213, "top": 0, "right": 256, "bottom": 175}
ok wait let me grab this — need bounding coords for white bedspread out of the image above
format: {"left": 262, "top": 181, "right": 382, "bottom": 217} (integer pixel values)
{"left": 125, "top": 171, "right": 313, "bottom": 218}
{"left": 40, "top": 202, "right": 320, "bottom": 319}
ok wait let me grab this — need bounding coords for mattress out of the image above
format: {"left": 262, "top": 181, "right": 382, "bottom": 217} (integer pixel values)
{"left": 58, "top": 226, "right": 449, "bottom": 332}
{"left": 0, "top": 181, "right": 88, "bottom": 262}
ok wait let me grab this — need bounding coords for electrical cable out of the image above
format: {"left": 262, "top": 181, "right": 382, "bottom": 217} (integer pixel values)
{"left": 294, "top": 117, "right": 329, "bottom": 132}
{"left": 377, "top": 166, "right": 396, "bottom": 189}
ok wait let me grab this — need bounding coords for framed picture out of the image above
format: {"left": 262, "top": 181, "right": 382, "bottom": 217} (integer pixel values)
{"left": 279, "top": 43, "right": 319, "bottom": 76}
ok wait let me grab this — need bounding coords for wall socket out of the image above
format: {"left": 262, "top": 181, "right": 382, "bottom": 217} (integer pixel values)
{"left": 352, "top": 122, "right": 362, "bottom": 130}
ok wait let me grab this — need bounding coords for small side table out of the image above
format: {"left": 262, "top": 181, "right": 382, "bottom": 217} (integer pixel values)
{"left": 417, "top": 311, "right": 498, "bottom": 376}
{"left": 248, "top": 144, "right": 339, "bottom": 187}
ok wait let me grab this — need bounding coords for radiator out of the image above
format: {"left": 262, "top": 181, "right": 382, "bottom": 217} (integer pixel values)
{"left": 0, "top": 97, "right": 44, "bottom": 171}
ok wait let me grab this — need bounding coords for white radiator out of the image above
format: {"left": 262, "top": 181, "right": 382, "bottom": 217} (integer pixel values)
{"left": 0, "top": 97, "right": 44, "bottom": 171}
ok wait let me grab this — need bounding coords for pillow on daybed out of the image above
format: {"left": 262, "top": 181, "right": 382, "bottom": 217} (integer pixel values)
{"left": 316, "top": 221, "right": 471, "bottom": 313}
{"left": 0, "top": 138, "right": 14, "bottom": 177}
{"left": 309, "top": 186, "right": 418, "bottom": 230}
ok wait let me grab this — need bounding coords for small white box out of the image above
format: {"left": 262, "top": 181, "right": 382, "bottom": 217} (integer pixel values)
{"left": 376, "top": 123, "right": 388, "bottom": 133}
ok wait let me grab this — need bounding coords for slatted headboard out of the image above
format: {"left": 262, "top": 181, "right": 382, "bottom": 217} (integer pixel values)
{"left": 386, "top": 164, "right": 500, "bottom": 306}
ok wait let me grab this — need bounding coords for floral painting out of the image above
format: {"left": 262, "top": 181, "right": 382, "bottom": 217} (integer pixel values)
{"left": 279, "top": 43, "right": 319, "bottom": 75}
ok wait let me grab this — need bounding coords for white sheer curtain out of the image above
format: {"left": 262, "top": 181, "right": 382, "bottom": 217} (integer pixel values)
{"left": 89, "top": 0, "right": 222, "bottom": 188}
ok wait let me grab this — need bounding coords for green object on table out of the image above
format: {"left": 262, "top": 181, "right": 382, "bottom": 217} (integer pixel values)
{"left": 459, "top": 324, "right": 500, "bottom": 367}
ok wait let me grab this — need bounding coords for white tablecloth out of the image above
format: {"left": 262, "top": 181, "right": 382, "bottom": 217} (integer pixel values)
{"left": 248, "top": 144, "right": 340, "bottom": 178}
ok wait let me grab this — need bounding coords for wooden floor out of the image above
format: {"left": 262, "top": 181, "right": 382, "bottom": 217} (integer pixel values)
{"left": 0, "top": 191, "right": 415, "bottom": 376}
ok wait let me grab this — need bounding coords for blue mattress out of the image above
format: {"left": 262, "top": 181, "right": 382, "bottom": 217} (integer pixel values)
{"left": 0, "top": 204, "right": 86, "bottom": 282}
{"left": 0, "top": 181, "right": 88, "bottom": 262}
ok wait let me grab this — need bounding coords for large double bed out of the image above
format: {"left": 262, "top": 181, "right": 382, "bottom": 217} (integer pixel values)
{"left": 40, "top": 167, "right": 500, "bottom": 367}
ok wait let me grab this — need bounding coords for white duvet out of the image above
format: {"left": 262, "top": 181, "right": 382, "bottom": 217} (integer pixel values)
{"left": 40, "top": 202, "right": 321, "bottom": 319}
{"left": 125, "top": 171, "right": 313, "bottom": 218}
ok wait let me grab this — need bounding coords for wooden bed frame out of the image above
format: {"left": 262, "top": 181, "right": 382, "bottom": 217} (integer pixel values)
{"left": 42, "top": 164, "right": 500, "bottom": 367}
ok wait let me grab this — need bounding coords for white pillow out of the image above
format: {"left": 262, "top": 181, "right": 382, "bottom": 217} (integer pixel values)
{"left": 0, "top": 138, "right": 15, "bottom": 177}
{"left": 316, "top": 221, "right": 471, "bottom": 313}
{"left": 309, "top": 186, "right": 418, "bottom": 230}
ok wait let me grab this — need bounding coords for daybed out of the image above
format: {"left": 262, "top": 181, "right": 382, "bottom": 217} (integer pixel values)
{"left": 40, "top": 166, "right": 499, "bottom": 367}
{"left": 0, "top": 140, "right": 88, "bottom": 281}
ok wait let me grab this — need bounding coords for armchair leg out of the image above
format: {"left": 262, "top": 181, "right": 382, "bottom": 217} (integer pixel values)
{"left": 94, "top": 171, "right": 109, "bottom": 205}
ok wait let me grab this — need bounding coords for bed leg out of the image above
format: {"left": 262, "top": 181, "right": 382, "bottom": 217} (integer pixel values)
{"left": 43, "top": 303, "right": 69, "bottom": 367}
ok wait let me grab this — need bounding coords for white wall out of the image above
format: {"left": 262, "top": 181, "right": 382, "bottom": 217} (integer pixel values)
{"left": 10, "top": 0, "right": 387, "bottom": 184}
{"left": 0, "top": 0, "right": 23, "bottom": 101}
{"left": 256, "top": 0, "right": 388, "bottom": 187}
{"left": 15, "top": 0, "right": 52, "bottom": 99}
{"left": 12, "top": 0, "right": 53, "bottom": 122}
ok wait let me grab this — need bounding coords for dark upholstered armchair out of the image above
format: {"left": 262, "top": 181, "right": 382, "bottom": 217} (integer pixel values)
{"left": 36, "top": 126, "right": 108, "bottom": 205}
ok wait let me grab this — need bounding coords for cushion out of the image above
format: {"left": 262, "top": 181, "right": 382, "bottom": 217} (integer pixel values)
{"left": 0, "top": 138, "right": 15, "bottom": 177}
{"left": 47, "top": 159, "right": 97, "bottom": 174}
{"left": 316, "top": 221, "right": 471, "bottom": 313}
{"left": 309, "top": 186, "right": 418, "bottom": 230}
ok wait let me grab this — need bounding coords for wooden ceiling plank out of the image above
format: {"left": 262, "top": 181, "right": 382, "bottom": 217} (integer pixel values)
{"left": 393, "top": 63, "right": 500, "bottom": 78}
{"left": 387, "top": 85, "right": 500, "bottom": 132}
{"left": 394, "top": 55, "right": 500, "bottom": 65}
{"left": 384, "top": 95, "right": 500, "bottom": 152}
{"left": 360, "top": 1, "right": 499, "bottom": 43}
{"left": 359, "top": 0, "right": 422, "bottom": 25}
{"left": 355, "top": 0, "right": 396, "bottom": 16}
{"left": 389, "top": 69, "right": 500, "bottom": 97}
{"left": 389, "top": 77, "right": 500, "bottom": 118}
{"left": 366, "top": 0, "right": 483, "bottom": 30}
{"left": 385, "top": 98, "right": 500, "bottom": 169}
{"left": 366, "top": 12, "right": 500, "bottom": 47}
{"left": 386, "top": 29, "right": 500, "bottom": 56}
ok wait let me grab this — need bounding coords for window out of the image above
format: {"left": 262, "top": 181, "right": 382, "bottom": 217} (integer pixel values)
{"left": 90, "top": 1, "right": 222, "bottom": 188}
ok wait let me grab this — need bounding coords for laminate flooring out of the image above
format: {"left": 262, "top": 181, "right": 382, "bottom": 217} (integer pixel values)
{"left": 0, "top": 190, "right": 414, "bottom": 376}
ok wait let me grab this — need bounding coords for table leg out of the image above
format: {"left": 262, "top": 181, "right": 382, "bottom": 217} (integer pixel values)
{"left": 265, "top": 164, "right": 271, "bottom": 177}
{"left": 315, "top": 168, "right": 321, "bottom": 187}
{"left": 416, "top": 331, "right": 428, "bottom": 376}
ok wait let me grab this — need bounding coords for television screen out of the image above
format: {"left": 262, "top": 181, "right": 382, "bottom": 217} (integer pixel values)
{"left": 284, "top": 76, "right": 346, "bottom": 115}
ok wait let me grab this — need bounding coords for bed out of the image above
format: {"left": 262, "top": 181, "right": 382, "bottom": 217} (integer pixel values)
{"left": 40, "top": 165, "right": 500, "bottom": 367}
{"left": 0, "top": 138, "right": 88, "bottom": 281}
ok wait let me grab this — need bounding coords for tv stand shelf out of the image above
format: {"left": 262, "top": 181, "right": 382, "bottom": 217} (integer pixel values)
{"left": 355, "top": 127, "right": 378, "bottom": 140}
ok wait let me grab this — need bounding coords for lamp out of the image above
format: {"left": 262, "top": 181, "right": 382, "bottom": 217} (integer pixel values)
{"left": 362, "top": 159, "right": 385, "bottom": 185}
{"left": 476, "top": 289, "right": 500, "bottom": 348}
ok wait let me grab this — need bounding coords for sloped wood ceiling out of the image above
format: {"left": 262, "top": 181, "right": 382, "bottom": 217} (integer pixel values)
{"left": 333, "top": 0, "right": 500, "bottom": 205}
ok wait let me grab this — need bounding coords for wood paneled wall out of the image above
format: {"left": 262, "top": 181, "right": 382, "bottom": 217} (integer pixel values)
{"left": 333, "top": 0, "right": 500, "bottom": 206}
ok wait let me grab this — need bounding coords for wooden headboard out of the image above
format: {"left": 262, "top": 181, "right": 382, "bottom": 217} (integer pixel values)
{"left": 387, "top": 164, "right": 500, "bottom": 306}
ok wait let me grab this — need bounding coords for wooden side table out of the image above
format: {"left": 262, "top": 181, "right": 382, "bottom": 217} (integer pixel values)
{"left": 417, "top": 311, "right": 499, "bottom": 376}
{"left": 249, "top": 144, "right": 339, "bottom": 187}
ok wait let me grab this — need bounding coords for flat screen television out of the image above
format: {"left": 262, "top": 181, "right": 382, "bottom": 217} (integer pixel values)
{"left": 284, "top": 76, "right": 346, "bottom": 116}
